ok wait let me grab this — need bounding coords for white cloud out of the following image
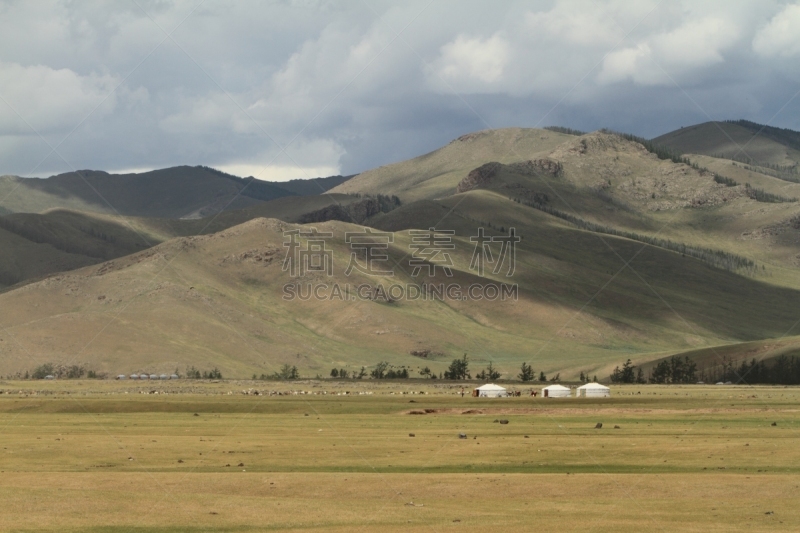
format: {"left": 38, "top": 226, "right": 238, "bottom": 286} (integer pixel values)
{"left": 159, "top": 92, "right": 260, "bottom": 135}
{"left": 215, "top": 163, "right": 341, "bottom": 182}
{"left": 203, "top": 137, "right": 344, "bottom": 181}
{"left": 524, "top": 2, "right": 623, "bottom": 47}
{"left": 597, "top": 44, "right": 664, "bottom": 85}
{"left": 753, "top": 3, "right": 800, "bottom": 57}
{"left": 0, "top": 62, "right": 119, "bottom": 135}
{"left": 597, "top": 17, "right": 739, "bottom": 86}
{"left": 0, "top": 1, "right": 798, "bottom": 178}
{"left": 430, "top": 34, "right": 510, "bottom": 89}
{"left": 653, "top": 18, "right": 739, "bottom": 67}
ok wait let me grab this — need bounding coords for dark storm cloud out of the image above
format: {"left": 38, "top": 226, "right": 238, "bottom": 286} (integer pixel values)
{"left": 0, "top": 0, "right": 798, "bottom": 180}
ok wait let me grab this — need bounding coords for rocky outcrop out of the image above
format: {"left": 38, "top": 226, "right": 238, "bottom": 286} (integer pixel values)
{"left": 297, "top": 196, "right": 401, "bottom": 224}
{"left": 456, "top": 159, "right": 562, "bottom": 194}
{"left": 507, "top": 158, "right": 563, "bottom": 177}
{"left": 456, "top": 162, "right": 502, "bottom": 193}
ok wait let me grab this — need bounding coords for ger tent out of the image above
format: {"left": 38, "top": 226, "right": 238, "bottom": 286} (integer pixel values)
{"left": 576, "top": 382, "right": 610, "bottom": 398}
{"left": 542, "top": 384, "right": 571, "bottom": 398}
{"left": 473, "top": 383, "right": 509, "bottom": 398}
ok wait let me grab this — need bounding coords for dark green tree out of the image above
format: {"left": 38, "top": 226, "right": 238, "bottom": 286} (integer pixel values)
{"left": 444, "top": 354, "right": 470, "bottom": 380}
{"left": 270, "top": 364, "right": 295, "bottom": 380}
{"left": 518, "top": 362, "right": 534, "bottom": 382}
{"left": 32, "top": 363, "right": 54, "bottom": 379}
{"left": 611, "top": 359, "right": 637, "bottom": 383}
{"left": 371, "top": 362, "right": 389, "bottom": 379}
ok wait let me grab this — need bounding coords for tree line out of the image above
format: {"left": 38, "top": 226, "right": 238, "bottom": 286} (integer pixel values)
{"left": 27, "top": 363, "right": 100, "bottom": 380}
{"left": 544, "top": 126, "right": 586, "bottom": 136}
{"left": 731, "top": 161, "right": 800, "bottom": 184}
{"left": 611, "top": 353, "right": 800, "bottom": 385}
{"left": 600, "top": 129, "right": 689, "bottom": 164}
{"left": 744, "top": 184, "right": 797, "bottom": 203}
{"left": 714, "top": 174, "right": 738, "bottom": 187}
{"left": 185, "top": 366, "right": 223, "bottom": 379}
{"left": 611, "top": 357, "right": 698, "bottom": 384}
{"left": 514, "top": 197, "right": 760, "bottom": 274}
{"left": 724, "top": 120, "right": 800, "bottom": 153}
{"left": 325, "top": 355, "right": 561, "bottom": 383}
{"left": 702, "top": 354, "right": 800, "bottom": 385}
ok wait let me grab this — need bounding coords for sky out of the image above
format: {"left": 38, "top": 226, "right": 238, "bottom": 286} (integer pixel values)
{"left": 1, "top": 0, "right": 799, "bottom": 181}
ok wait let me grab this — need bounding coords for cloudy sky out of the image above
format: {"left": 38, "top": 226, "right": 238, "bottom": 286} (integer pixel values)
{"left": 1, "top": 0, "right": 799, "bottom": 181}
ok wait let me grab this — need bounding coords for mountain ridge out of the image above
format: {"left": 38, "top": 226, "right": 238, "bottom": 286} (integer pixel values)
{"left": 0, "top": 166, "right": 354, "bottom": 219}
{"left": 2, "top": 123, "right": 800, "bottom": 380}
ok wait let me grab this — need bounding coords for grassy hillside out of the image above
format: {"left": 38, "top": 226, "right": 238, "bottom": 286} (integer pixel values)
{"left": 641, "top": 336, "right": 800, "bottom": 380}
{"left": 0, "top": 226, "right": 98, "bottom": 287}
{"left": 275, "top": 174, "right": 354, "bottom": 196}
{"left": 0, "top": 167, "right": 355, "bottom": 220}
{"left": 2, "top": 200, "right": 800, "bottom": 380}
{"left": 653, "top": 121, "right": 800, "bottom": 168}
{"left": 330, "top": 129, "right": 800, "bottom": 284}
{"left": 2, "top": 126, "right": 800, "bottom": 380}
{"left": 0, "top": 167, "right": 269, "bottom": 218}
{"left": 0, "top": 209, "right": 171, "bottom": 290}
{"left": 329, "top": 128, "right": 573, "bottom": 201}
{"left": 426, "top": 131, "right": 800, "bottom": 288}
{"left": 0, "top": 194, "right": 368, "bottom": 290}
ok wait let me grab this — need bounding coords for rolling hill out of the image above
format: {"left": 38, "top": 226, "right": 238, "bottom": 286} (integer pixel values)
{"left": 0, "top": 166, "right": 353, "bottom": 219}
{"left": 0, "top": 194, "right": 370, "bottom": 290}
{"left": 654, "top": 120, "right": 800, "bottom": 169}
{"left": 0, "top": 168, "right": 358, "bottom": 289}
{"left": 329, "top": 128, "right": 574, "bottom": 201}
{"left": 1, "top": 199, "right": 799, "bottom": 380}
{"left": 0, "top": 209, "right": 168, "bottom": 289}
{"left": 1, "top": 125, "right": 800, "bottom": 381}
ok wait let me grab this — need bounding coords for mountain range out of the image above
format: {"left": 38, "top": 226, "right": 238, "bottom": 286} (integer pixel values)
{"left": 1, "top": 121, "right": 799, "bottom": 380}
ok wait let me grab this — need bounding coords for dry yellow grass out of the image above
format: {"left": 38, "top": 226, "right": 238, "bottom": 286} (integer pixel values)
{"left": 3, "top": 128, "right": 800, "bottom": 382}
{"left": 0, "top": 382, "right": 798, "bottom": 532}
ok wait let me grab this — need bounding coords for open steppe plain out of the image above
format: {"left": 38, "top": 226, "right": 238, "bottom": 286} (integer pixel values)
{"left": 1, "top": 381, "right": 798, "bottom": 532}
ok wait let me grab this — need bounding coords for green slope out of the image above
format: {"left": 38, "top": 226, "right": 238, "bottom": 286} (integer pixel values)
{"left": 2, "top": 125, "right": 800, "bottom": 380}
{"left": 2, "top": 196, "right": 800, "bottom": 379}
{"left": 329, "top": 128, "right": 573, "bottom": 201}
{"left": 653, "top": 121, "right": 800, "bottom": 168}
{"left": 0, "top": 167, "right": 355, "bottom": 220}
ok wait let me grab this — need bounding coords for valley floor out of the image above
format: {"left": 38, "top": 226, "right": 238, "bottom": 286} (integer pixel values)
{"left": 0, "top": 382, "right": 798, "bottom": 532}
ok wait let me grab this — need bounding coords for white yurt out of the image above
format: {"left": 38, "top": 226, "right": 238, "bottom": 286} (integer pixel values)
{"left": 576, "top": 382, "right": 610, "bottom": 398}
{"left": 542, "top": 384, "right": 571, "bottom": 398}
{"left": 473, "top": 383, "right": 509, "bottom": 398}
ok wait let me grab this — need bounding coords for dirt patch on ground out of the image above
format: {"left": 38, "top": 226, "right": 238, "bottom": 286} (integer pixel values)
{"left": 403, "top": 407, "right": 797, "bottom": 416}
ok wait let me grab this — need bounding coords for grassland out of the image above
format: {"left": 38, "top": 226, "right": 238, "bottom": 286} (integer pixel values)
{"left": 0, "top": 381, "right": 798, "bottom": 532}
{"left": 3, "top": 127, "right": 800, "bottom": 382}
{"left": 329, "top": 128, "right": 574, "bottom": 202}
{"left": 654, "top": 121, "right": 800, "bottom": 168}
{"left": 4, "top": 209, "right": 800, "bottom": 381}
